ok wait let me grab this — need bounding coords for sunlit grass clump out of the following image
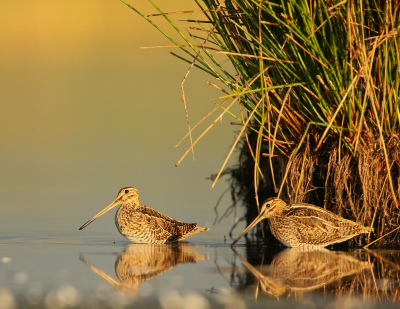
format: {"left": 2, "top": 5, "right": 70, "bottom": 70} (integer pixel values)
{"left": 122, "top": 0, "right": 400, "bottom": 246}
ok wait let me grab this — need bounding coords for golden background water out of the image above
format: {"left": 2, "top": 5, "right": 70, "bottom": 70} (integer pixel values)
{"left": 0, "top": 0, "right": 239, "bottom": 234}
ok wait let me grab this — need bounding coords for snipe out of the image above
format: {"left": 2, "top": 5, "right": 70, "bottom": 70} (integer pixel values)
{"left": 79, "top": 186, "right": 209, "bottom": 244}
{"left": 232, "top": 198, "right": 373, "bottom": 248}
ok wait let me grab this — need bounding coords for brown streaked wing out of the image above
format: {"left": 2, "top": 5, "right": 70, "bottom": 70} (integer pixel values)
{"left": 138, "top": 205, "right": 186, "bottom": 226}
{"left": 286, "top": 204, "right": 341, "bottom": 228}
{"left": 285, "top": 205, "right": 342, "bottom": 244}
{"left": 287, "top": 215, "right": 342, "bottom": 244}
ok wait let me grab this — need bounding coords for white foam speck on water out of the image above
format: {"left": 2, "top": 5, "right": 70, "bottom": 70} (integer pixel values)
{"left": 44, "top": 285, "right": 81, "bottom": 309}
{"left": 57, "top": 285, "right": 81, "bottom": 306}
{"left": 159, "top": 289, "right": 211, "bottom": 309}
{"left": 0, "top": 288, "right": 17, "bottom": 309}
{"left": 1, "top": 257, "right": 11, "bottom": 263}
{"left": 14, "top": 272, "right": 29, "bottom": 284}
{"left": 44, "top": 291, "right": 63, "bottom": 309}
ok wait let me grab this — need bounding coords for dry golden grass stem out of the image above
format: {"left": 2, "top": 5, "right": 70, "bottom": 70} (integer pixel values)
{"left": 211, "top": 96, "right": 264, "bottom": 188}
{"left": 175, "top": 98, "right": 238, "bottom": 167}
{"left": 363, "top": 226, "right": 400, "bottom": 249}
{"left": 277, "top": 151, "right": 295, "bottom": 199}
{"left": 218, "top": 51, "right": 296, "bottom": 63}
{"left": 175, "top": 98, "right": 230, "bottom": 148}
{"left": 285, "top": 34, "right": 332, "bottom": 72}
{"left": 295, "top": 136, "right": 309, "bottom": 202}
{"left": 326, "top": 0, "right": 347, "bottom": 12}
{"left": 176, "top": 65, "right": 269, "bottom": 167}
{"left": 350, "top": 22, "right": 380, "bottom": 34}
{"left": 255, "top": 109, "right": 269, "bottom": 201}
{"left": 235, "top": 71, "right": 265, "bottom": 178}
{"left": 270, "top": 87, "right": 292, "bottom": 166}
{"left": 147, "top": 9, "right": 236, "bottom": 17}
{"left": 189, "top": 27, "right": 218, "bottom": 33}
{"left": 253, "top": 2, "right": 267, "bottom": 245}
{"left": 177, "top": 6, "right": 222, "bottom": 162}
{"left": 141, "top": 45, "right": 221, "bottom": 51}
{"left": 262, "top": 153, "right": 278, "bottom": 157}
{"left": 239, "top": 101, "right": 265, "bottom": 178}
{"left": 315, "top": 75, "right": 359, "bottom": 151}
{"left": 299, "top": 84, "right": 319, "bottom": 99}
{"left": 204, "top": 80, "right": 230, "bottom": 95}
{"left": 262, "top": 135, "right": 291, "bottom": 147}
{"left": 190, "top": 34, "right": 218, "bottom": 45}
{"left": 260, "top": 21, "right": 279, "bottom": 26}
{"left": 307, "top": 11, "right": 338, "bottom": 40}
{"left": 277, "top": 123, "right": 311, "bottom": 198}
{"left": 230, "top": 122, "right": 259, "bottom": 127}
{"left": 269, "top": 104, "right": 301, "bottom": 136}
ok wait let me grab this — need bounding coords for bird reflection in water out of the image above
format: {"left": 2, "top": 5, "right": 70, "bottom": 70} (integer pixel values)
{"left": 80, "top": 244, "right": 208, "bottom": 297}
{"left": 234, "top": 248, "right": 372, "bottom": 298}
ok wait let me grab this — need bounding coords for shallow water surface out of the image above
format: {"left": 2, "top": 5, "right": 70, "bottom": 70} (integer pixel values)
{"left": 1, "top": 227, "right": 400, "bottom": 309}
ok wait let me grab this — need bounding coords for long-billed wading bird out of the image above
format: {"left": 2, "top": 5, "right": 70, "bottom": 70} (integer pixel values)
{"left": 79, "top": 186, "right": 209, "bottom": 244}
{"left": 231, "top": 198, "right": 373, "bottom": 249}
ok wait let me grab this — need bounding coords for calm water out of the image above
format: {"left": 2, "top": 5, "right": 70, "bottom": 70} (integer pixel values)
{"left": 1, "top": 222, "right": 400, "bottom": 309}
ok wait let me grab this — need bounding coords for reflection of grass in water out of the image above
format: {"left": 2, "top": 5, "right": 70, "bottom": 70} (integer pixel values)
{"left": 121, "top": 0, "right": 400, "bottom": 246}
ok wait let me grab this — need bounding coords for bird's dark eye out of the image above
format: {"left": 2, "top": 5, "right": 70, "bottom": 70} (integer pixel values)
{"left": 266, "top": 203, "right": 271, "bottom": 208}
{"left": 125, "top": 189, "right": 129, "bottom": 194}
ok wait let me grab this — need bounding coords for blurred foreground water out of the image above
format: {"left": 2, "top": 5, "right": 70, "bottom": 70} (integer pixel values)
{"left": 1, "top": 225, "right": 400, "bottom": 309}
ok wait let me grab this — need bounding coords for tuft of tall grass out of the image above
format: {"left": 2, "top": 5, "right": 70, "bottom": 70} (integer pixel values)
{"left": 121, "top": 0, "right": 400, "bottom": 243}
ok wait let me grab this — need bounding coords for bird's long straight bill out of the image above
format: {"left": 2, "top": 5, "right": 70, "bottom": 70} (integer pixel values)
{"left": 231, "top": 215, "right": 263, "bottom": 246}
{"left": 79, "top": 199, "right": 120, "bottom": 230}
